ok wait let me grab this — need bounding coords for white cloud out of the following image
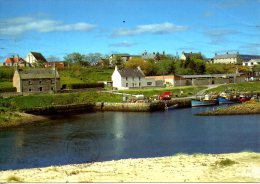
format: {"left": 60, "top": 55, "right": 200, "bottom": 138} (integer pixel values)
{"left": 109, "top": 41, "right": 138, "bottom": 47}
{"left": 0, "top": 16, "right": 96, "bottom": 36}
{"left": 112, "top": 22, "right": 188, "bottom": 37}
{"left": 204, "top": 28, "right": 238, "bottom": 44}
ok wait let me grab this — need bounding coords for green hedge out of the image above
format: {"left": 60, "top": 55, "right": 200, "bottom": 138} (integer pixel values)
{"left": 68, "top": 83, "right": 104, "bottom": 89}
{"left": 0, "top": 87, "right": 16, "bottom": 93}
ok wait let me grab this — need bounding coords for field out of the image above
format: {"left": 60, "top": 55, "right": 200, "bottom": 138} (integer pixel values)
{"left": 205, "top": 81, "right": 260, "bottom": 93}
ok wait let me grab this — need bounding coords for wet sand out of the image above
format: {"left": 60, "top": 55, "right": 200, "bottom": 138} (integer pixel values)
{"left": 0, "top": 152, "right": 260, "bottom": 182}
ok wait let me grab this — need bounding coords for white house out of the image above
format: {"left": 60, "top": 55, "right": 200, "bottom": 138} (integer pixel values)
{"left": 25, "top": 51, "right": 47, "bottom": 64}
{"left": 111, "top": 66, "right": 155, "bottom": 90}
{"left": 214, "top": 52, "right": 260, "bottom": 64}
{"left": 242, "top": 59, "right": 260, "bottom": 68}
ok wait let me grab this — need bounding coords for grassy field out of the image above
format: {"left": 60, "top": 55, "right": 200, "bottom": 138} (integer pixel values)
{"left": 59, "top": 67, "right": 113, "bottom": 85}
{"left": 205, "top": 81, "right": 260, "bottom": 93}
{"left": 0, "top": 81, "right": 13, "bottom": 88}
{"left": 119, "top": 86, "right": 207, "bottom": 97}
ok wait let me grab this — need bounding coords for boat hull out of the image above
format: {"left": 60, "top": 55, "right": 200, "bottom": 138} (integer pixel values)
{"left": 218, "top": 97, "right": 240, "bottom": 104}
{"left": 191, "top": 99, "right": 218, "bottom": 107}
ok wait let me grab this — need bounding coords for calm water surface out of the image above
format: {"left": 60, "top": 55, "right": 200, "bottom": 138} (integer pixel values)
{"left": 0, "top": 107, "right": 260, "bottom": 170}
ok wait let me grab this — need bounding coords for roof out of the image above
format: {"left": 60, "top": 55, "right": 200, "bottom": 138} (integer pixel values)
{"left": 179, "top": 73, "right": 243, "bottom": 79}
{"left": 182, "top": 52, "right": 201, "bottom": 58}
{"left": 18, "top": 68, "right": 60, "bottom": 79}
{"left": 111, "top": 53, "right": 131, "bottom": 57}
{"left": 5, "top": 57, "right": 25, "bottom": 63}
{"left": 118, "top": 68, "right": 145, "bottom": 77}
{"left": 214, "top": 54, "right": 260, "bottom": 61}
{"left": 30, "top": 52, "right": 47, "bottom": 62}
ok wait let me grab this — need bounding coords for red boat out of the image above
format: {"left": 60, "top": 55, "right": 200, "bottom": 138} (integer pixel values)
{"left": 160, "top": 91, "right": 172, "bottom": 100}
{"left": 239, "top": 96, "right": 251, "bottom": 103}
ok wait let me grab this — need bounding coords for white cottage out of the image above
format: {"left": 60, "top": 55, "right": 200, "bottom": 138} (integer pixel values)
{"left": 111, "top": 66, "right": 155, "bottom": 90}
{"left": 25, "top": 51, "right": 47, "bottom": 64}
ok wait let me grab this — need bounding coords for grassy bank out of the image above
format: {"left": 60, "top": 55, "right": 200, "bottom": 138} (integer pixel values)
{"left": 197, "top": 101, "right": 260, "bottom": 116}
{"left": 205, "top": 81, "right": 260, "bottom": 94}
{"left": 119, "top": 86, "right": 207, "bottom": 97}
{"left": 0, "top": 91, "right": 123, "bottom": 111}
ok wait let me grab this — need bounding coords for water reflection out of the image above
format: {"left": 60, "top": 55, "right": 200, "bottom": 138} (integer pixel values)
{"left": 0, "top": 107, "right": 260, "bottom": 170}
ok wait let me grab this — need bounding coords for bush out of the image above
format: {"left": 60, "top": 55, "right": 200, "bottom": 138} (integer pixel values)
{"left": 0, "top": 87, "right": 16, "bottom": 92}
{"left": 68, "top": 83, "right": 104, "bottom": 89}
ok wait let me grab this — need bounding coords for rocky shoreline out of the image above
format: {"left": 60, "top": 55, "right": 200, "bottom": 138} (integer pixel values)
{"left": 0, "top": 152, "right": 259, "bottom": 182}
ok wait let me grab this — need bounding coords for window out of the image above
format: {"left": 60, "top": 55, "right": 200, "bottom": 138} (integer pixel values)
{"left": 39, "top": 80, "right": 42, "bottom": 84}
{"left": 132, "top": 77, "right": 134, "bottom": 81}
{"left": 132, "top": 83, "right": 134, "bottom": 87}
{"left": 51, "top": 87, "right": 54, "bottom": 91}
{"left": 147, "top": 82, "right": 152, "bottom": 86}
{"left": 29, "top": 88, "right": 32, "bottom": 92}
{"left": 139, "top": 76, "right": 141, "bottom": 80}
{"left": 126, "top": 83, "right": 128, "bottom": 87}
{"left": 39, "top": 87, "right": 43, "bottom": 91}
{"left": 29, "top": 80, "right": 32, "bottom": 85}
{"left": 51, "top": 79, "right": 55, "bottom": 84}
{"left": 139, "top": 82, "right": 141, "bottom": 86}
{"left": 126, "top": 77, "right": 128, "bottom": 81}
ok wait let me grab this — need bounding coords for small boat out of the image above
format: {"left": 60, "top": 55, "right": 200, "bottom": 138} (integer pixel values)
{"left": 239, "top": 94, "right": 251, "bottom": 103}
{"left": 191, "top": 94, "right": 218, "bottom": 107}
{"left": 165, "top": 104, "right": 178, "bottom": 110}
{"left": 218, "top": 92, "right": 240, "bottom": 104}
{"left": 191, "top": 99, "right": 218, "bottom": 107}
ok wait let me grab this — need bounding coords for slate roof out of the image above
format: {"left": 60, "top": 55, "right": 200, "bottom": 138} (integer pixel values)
{"left": 30, "top": 52, "right": 47, "bottom": 62}
{"left": 214, "top": 54, "right": 260, "bottom": 61}
{"left": 179, "top": 73, "right": 242, "bottom": 79}
{"left": 118, "top": 68, "right": 145, "bottom": 77}
{"left": 18, "top": 68, "right": 59, "bottom": 79}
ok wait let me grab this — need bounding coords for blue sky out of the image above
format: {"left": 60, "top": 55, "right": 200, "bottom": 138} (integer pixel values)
{"left": 0, "top": 0, "right": 260, "bottom": 61}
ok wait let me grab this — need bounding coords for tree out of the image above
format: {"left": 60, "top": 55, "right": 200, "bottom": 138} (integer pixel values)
{"left": 124, "top": 57, "right": 153, "bottom": 75}
{"left": 84, "top": 53, "right": 103, "bottom": 65}
{"left": 153, "top": 59, "right": 175, "bottom": 75}
{"left": 63, "top": 52, "right": 90, "bottom": 66}
{"left": 47, "top": 56, "right": 60, "bottom": 62}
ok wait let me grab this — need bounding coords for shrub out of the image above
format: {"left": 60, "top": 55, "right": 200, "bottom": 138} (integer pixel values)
{"left": 68, "top": 83, "right": 104, "bottom": 89}
{"left": 0, "top": 87, "right": 16, "bottom": 93}
{"left": 214, "top": 158, "right": 237, "bottom": 167}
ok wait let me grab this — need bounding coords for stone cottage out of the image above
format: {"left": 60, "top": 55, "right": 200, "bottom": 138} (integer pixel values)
{"left": 13, "top": 68, "right": 60, "bottom": 93}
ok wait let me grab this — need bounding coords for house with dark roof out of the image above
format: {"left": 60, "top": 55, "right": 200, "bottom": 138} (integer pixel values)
{"left": 180, "top": 51, "right": 202, "bottom": 61}
{"left": 111, "top": 66, "right": 155, "bottom": 89}
{"left": 25, "top": 51, "right": 47, "bottom": 64}
{"left": 13, "top": 68, "right": 60, "bottom": 93}
{"left": 109, "top": 53, "right": 142, "bottom": 66}
{"left": 213, "top": 52, "right": 260, "bottom": 64}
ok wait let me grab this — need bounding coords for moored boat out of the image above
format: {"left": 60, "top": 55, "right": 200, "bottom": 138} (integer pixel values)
{"left": 218, "top": 92, "right": 240, "bottom": 104}
{"left": 191, "top": 94, "right": 218, "bottom": 107}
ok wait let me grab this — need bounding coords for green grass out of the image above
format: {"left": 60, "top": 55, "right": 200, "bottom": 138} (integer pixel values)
{"left": 0, "top": 81, "right": 13, "bottom": 88}
{"left": 205, "top": 81, "right": 260, "bottom": 93}
{"left": 1, "top": 91, "right": 123, "bottom": 110}
{"left": 119, "top": 86, "right": 207, "bottom": 97}
{"left": 59, "top": 67, "right": 113, "bottom": 85}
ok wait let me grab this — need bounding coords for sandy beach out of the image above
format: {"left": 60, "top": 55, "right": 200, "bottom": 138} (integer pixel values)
{"left": 0, "top": 152, "right": 260, "bottom": 182}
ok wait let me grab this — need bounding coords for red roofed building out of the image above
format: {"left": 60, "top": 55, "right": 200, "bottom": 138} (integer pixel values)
{"left": 5, "top": 56, "right": 27, "bottom": 67}
{"left": 44, "top": 62, "right": 65, "bottom": 69}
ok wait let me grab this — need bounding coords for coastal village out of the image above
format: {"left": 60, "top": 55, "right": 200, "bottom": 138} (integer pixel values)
{"left": 1, "top": 0, "right": 260, "bottom": 182}
{"left": 0, "top": 50, "right": 260, "bottom": 108}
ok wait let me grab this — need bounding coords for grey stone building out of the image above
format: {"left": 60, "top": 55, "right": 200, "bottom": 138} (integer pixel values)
{"left": 13, "top": 68, "right": 60, "bottom": 93}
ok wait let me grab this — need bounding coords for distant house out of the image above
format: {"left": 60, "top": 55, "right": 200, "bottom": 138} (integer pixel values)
{"left": 242, "top": 59, "right": 260, "bottom": 68}
{"left": 213, "top": 52, "right": 260, "bottom": 64}
{"left": 145, "top": 75, "right": 185, "bottom": 87}
{"left": 111, "top": 66, "right": 155, "bottom": 90}
{"left": 5, "top": 56, "right": 27, "bottom": 67}
{"left": 180, "top": 51, "right": 202, "bottom": 61}
{"left": 25, "top": 51, "right": 47, "bottom": 64}
{"left": 13, "top": 68, "right": 60, "bottom": 93}
{"left": 109, "top": 54, "right": 142, "bottom": 66}
{"left": 44, "top": 62, "right": 65, "bottom": 69}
